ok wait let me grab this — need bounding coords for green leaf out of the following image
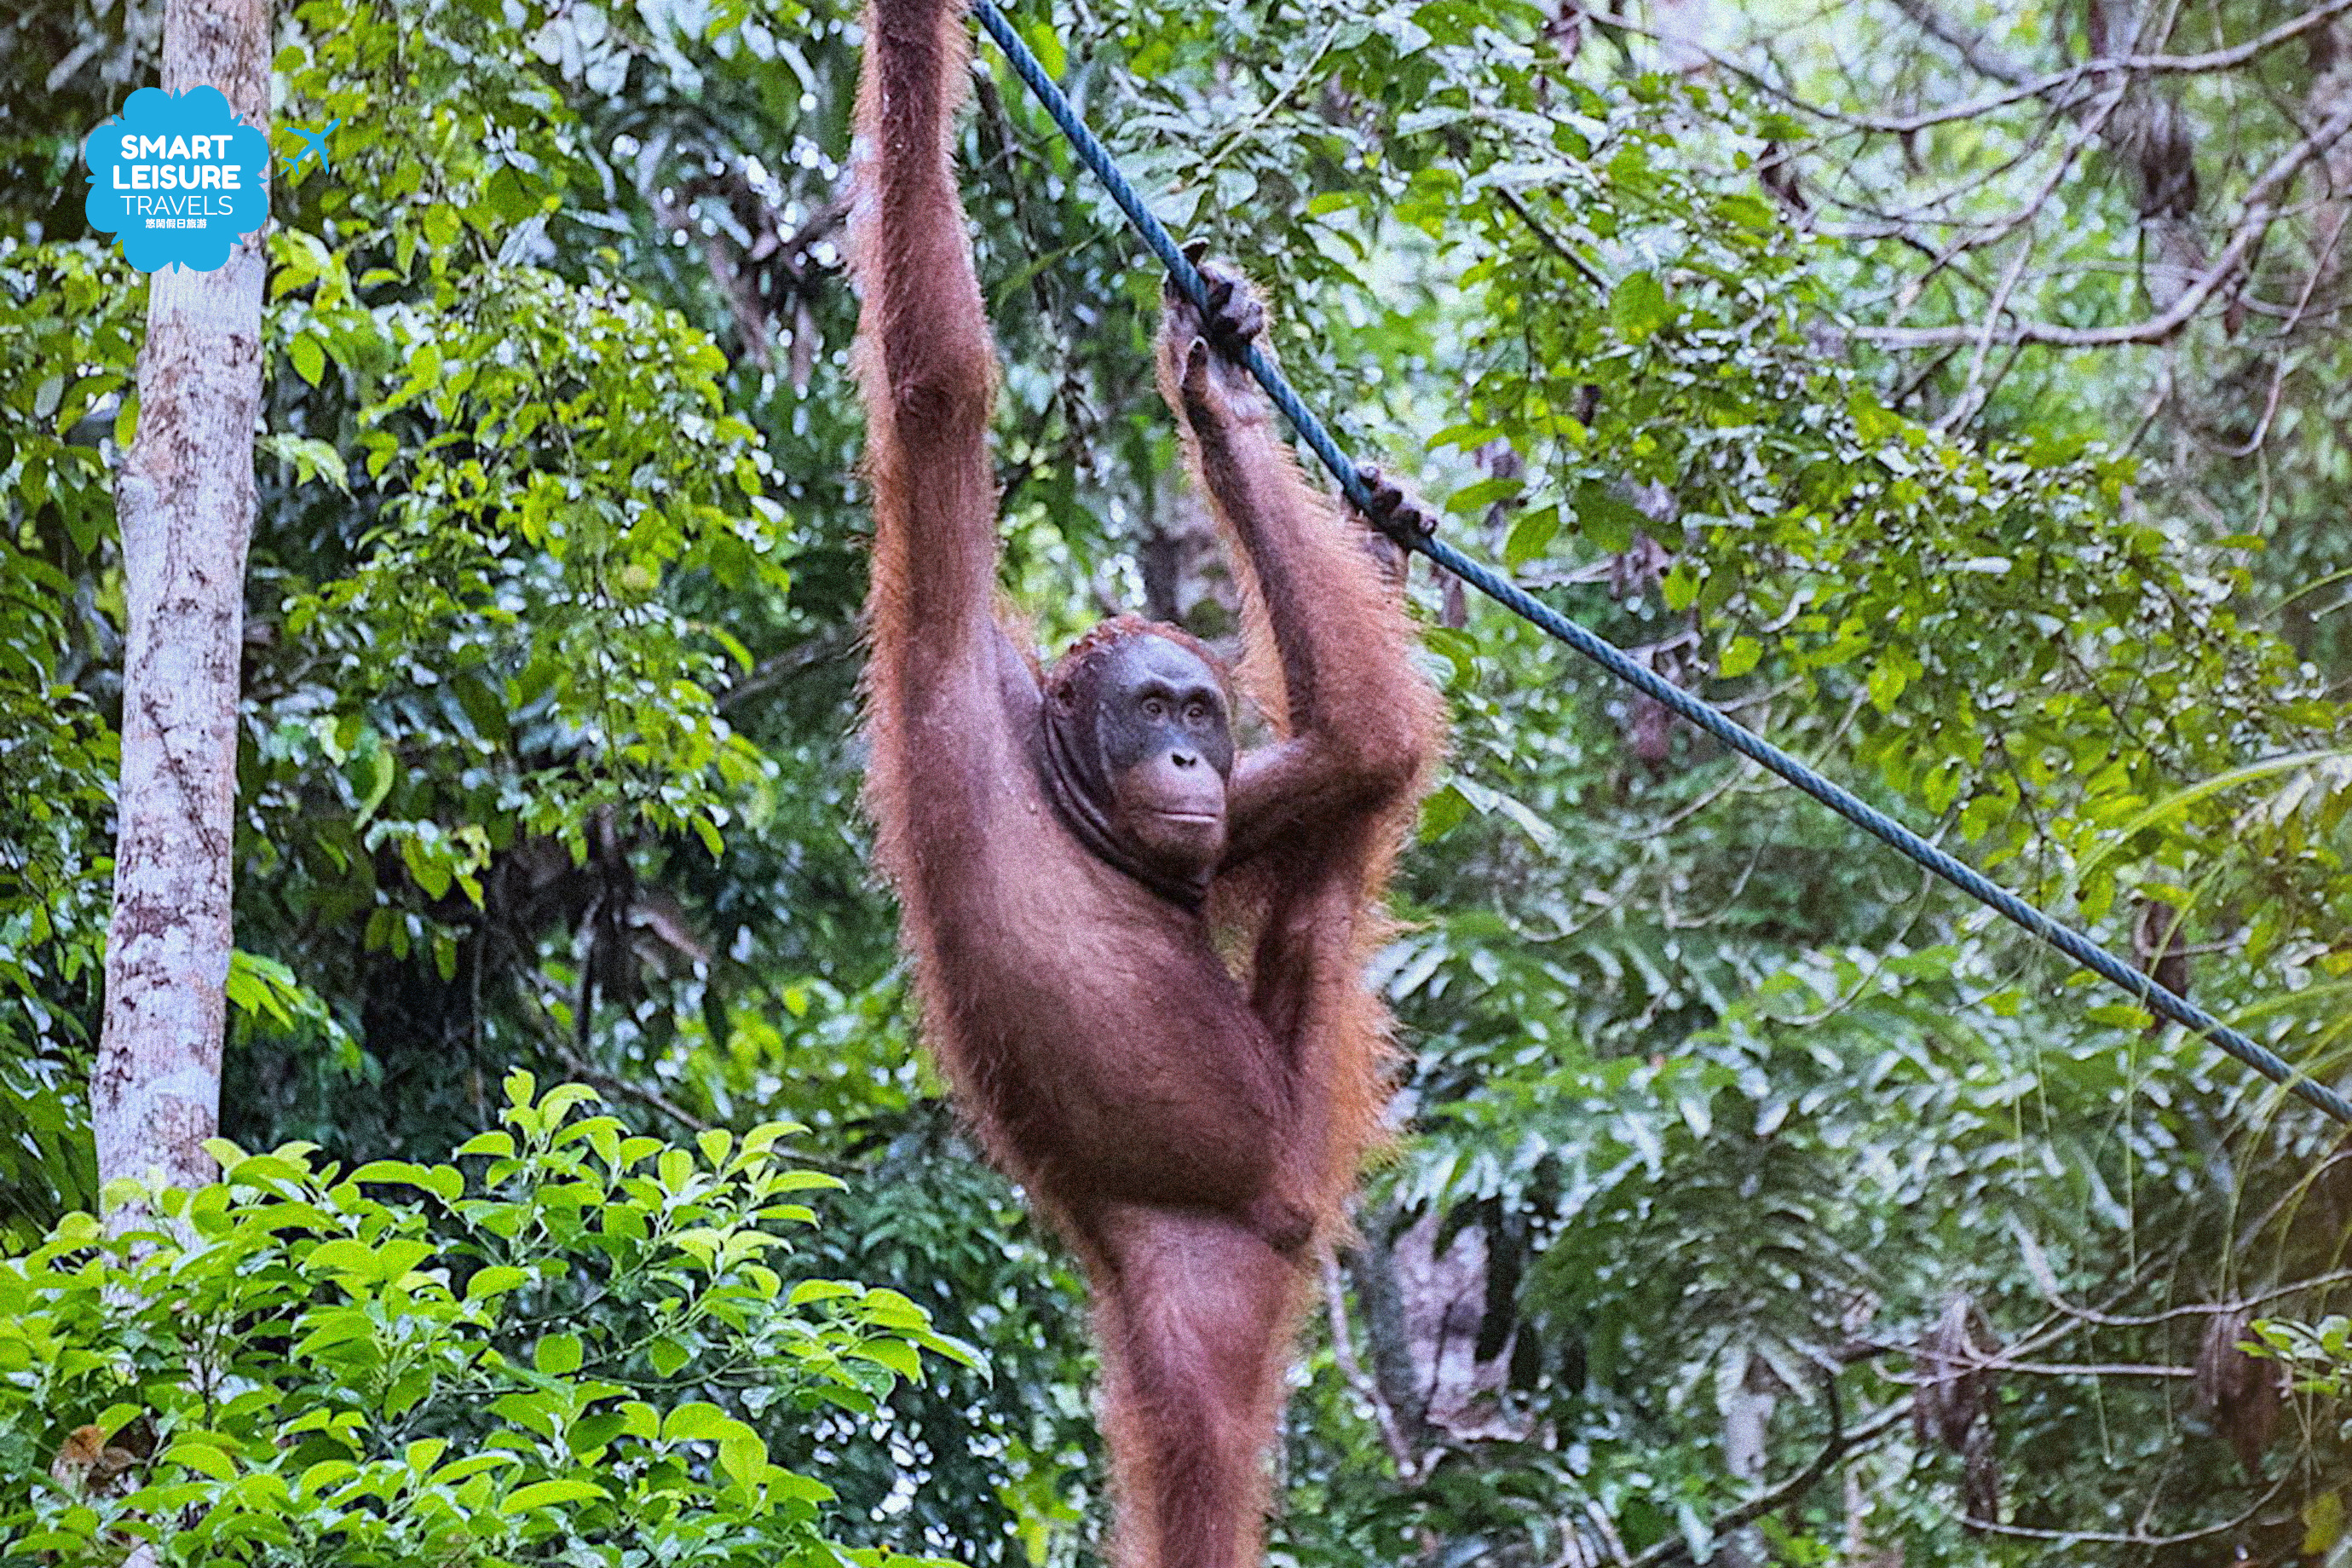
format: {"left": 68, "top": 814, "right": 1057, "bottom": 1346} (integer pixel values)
{"left": 420, "top": 203, "right": 461, "bottom": 251}
{"left": 305, "top": 1238, "right": 378, "bottom": 1276}
{"left": 164, "top": 1438, "right": 238, "bottom": 1481}
{"left": 353, "top": 743, "right": 395, "bottom": 827}
{"left": 852, "top": 1338, "right": 923, "bottom": 1381}
{"left": 1502, "top": 505, "right": 1560, "bottom": 568}
{"left": 1419, "top": 783, "right": 1472, "bottom": 841}
{"left": 1866, "top": 660, "right": 1907, "bottom": 712}
{"left": 289, "top": 335, "right": 326, "bottom": 387}
{"left": 349, "top": 1159, "right": 430, "bottom": 1189}
{"left": 432, "top": 1453, "right": 521, "bottom": 1484}
{"left": 504, "top": 1478, "right": 608, "bottom": 1512}
{"left": 535, "top": 1332, "right": 585, "bottom": 1375}
{"left": 370, "top": 1238, "right": 435, "bottom": 1283}
{"left": 483, "top": 165, "right": 540, "bottom": 225}
{"left": 1445, "top": 476, "right": 1525, "bottom": 516}
{"left": 1573, "top": 482, "right": 1649, "bottom": 553}
{"left": 467, "top": 1265, "right": 531, "bottom": 1301}
{"left": 718, "top": 1432, "right": 769, "bottom": 1486}
{"left": 788, "top": 1278, "right": 859, "bottom": 1306}
{"left": 661, "top": 1401, "right": 733, "bottom": 1442}
{"left": 1608, "top": 270, "right": 1674, "bottom": 342}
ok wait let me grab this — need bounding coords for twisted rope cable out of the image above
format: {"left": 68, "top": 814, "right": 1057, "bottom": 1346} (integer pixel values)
{"left": 969, "top": 0, "right": 2352, "bottom": 1125}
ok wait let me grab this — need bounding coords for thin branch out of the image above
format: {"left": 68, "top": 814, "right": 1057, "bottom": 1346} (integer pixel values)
{"left": 1965, "top": 1475, "right": 2290, "bottom": 1546}
{"left": 2212, "top": 205, "right": 2347, "bottom": 457}
{"left": 1938, "top": 219, "right": 2040, "bottom": 424}
{"left": 716, "top": 624, "right": 856, "bottom": 713}
{"left": 1885, "top": 0, "right": 2032, "bottom": 87}
{"left": 1492, "top": 186, "right": 1610, "bottom": 290}
{"left": 1873, "top": 1350, "right": 2196, "bottom": 1379}
{"left": 1876, "top": 0, "right": 2352, "bottom": 129}
{"left": 539, "top": 1026, "right": 854, "bottom": 1176}
{"left": 1857, "top": 97, "right": 2352, "bottom": 347}
{"left": 1626, "top": 1395, "right": 1911, "bottom": 1568}
{"left": 549, "top": 1036, "right": 713, "bottom": 1135}
{"left": 1940, "top": 0, "right": 2352, "bottom": 84}
{"left": 2033, "top": 1265, "right": 2352, "bottom": 1329}
{"left": 1586, "top": 0, "right": 2352, "bottom": 136}
{"left": 516, "top": 976, "right": 721, "bottom": 1141}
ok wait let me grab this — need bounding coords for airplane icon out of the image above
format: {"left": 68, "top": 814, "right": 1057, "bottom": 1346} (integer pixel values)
{"left": 280, "top": 120, "right": 340, "bottom": 180}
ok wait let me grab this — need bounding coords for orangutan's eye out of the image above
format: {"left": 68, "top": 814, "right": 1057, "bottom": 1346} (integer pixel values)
{"left": 1141, "top": 696, "right": 1167, "bottom": 721}
{"left": 1185, "top": 700, "right": 1210, "bottom": 725}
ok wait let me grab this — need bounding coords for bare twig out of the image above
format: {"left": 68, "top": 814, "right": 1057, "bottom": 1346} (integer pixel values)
{"left": 1493, "top": 186, "right": 1610, "bottom": 290}
{"left": 1964, "top": 1476, "right": 2289, "bottom": 1546}
{"left": 549, "top": 1035, "right": 712, "bottom": 1134}
{"left": 2212, "top": 204, "right": 2349, "bottom": 456}
{"left": 1857, "top": 98, "right": 2352, "bottom": 347}
{"left": 1584, "top": 0, "right": 2352, "bottom": 135}
{"left": 1626, "top": 1393, "right": 1912, "bottom": 1568}
{"left": 716, "top": 624, "right": 856, "bottom": 713}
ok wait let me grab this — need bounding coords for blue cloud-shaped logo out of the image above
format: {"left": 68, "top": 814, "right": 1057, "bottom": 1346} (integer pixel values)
{"left": 84, "top": 85, "right": 271, "bottom": 273}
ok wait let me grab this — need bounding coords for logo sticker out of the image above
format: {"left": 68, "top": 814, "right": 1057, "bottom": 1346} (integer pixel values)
{"left": 280, "top": 120, "right": 340, "bottom": 182}
{"left": 83, "top": 85, "right": 271, "bottom": 273}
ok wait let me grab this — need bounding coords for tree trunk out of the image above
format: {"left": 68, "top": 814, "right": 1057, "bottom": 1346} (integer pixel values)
{"left": 1718, "top": 1353, "right": 1777, "bottom": 1568}
{"left": 95, "top": 0, "right": 270, "bottom": 1192}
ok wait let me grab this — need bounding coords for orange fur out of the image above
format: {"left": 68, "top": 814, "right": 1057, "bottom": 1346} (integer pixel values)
{"left": 848, "top": 3, "right": 1444, "bottom": 1561}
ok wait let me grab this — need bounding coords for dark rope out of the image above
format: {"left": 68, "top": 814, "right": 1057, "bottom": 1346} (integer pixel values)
{"left": 968, "top": 0, "right": 2352, "bottom": 1127}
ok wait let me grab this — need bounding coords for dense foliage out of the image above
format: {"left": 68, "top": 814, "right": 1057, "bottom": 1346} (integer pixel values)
{"left": 0, "top": 1075, "right": 972, "bottom": 1565}
{"left": 6, "top": 0, "right": 2352, "bottom": 1562}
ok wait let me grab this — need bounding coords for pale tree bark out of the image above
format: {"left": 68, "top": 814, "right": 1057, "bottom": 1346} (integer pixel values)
{"left": 95, "top": 0, "right": 270, "bottom": 1192}
{"left": 1717, "top": 1354, "right": 1777, "bottom": 1568}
